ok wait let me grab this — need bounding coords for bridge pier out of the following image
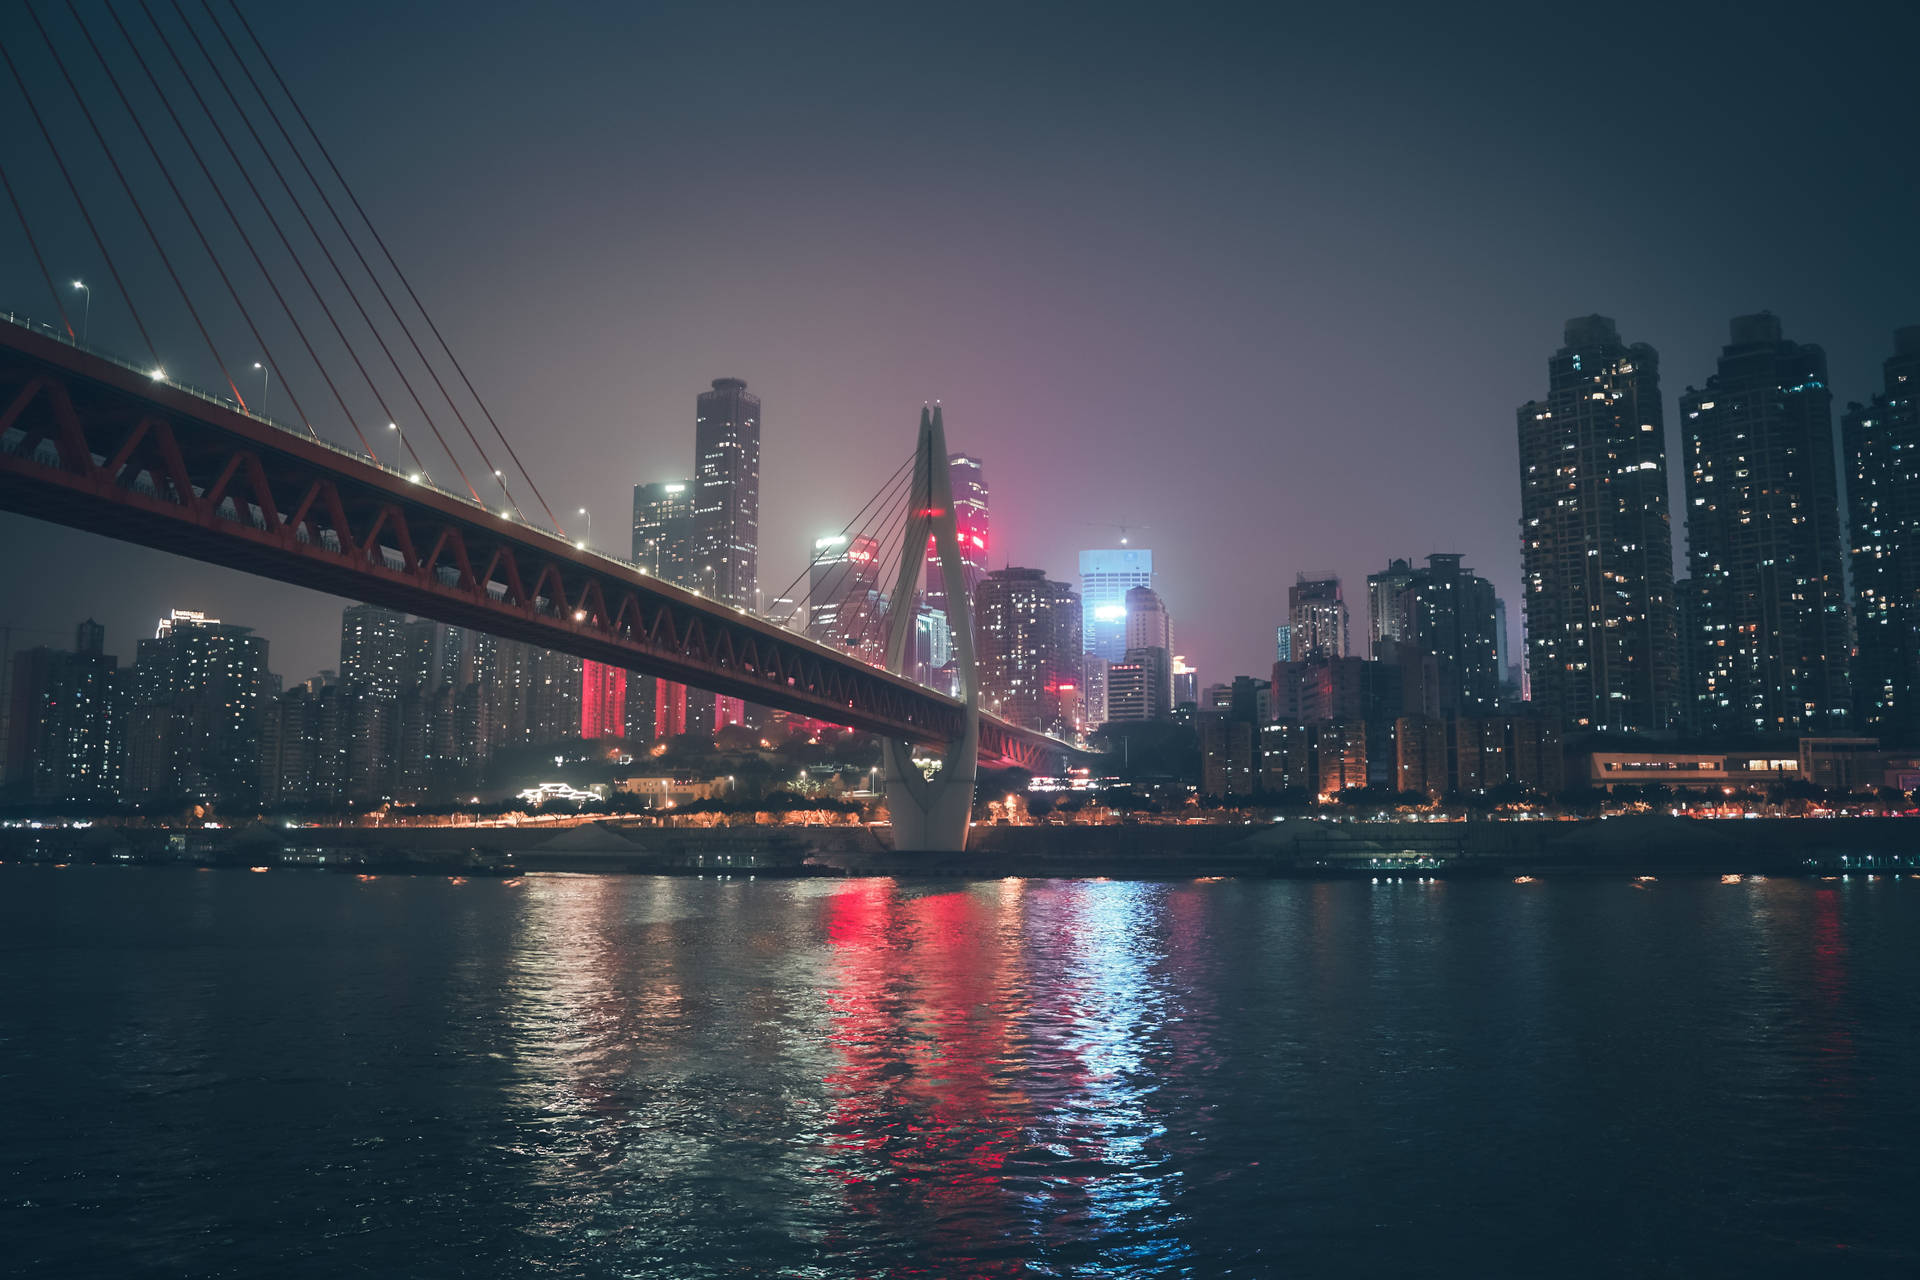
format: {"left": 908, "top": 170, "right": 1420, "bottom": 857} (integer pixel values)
{"left": 879, "top": 405, "right": 979, "bottom": 852}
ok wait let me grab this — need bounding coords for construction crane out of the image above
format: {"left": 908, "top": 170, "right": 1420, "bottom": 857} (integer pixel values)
{"left": 1083, "top": 520, "right": 1150, "bottom": 547}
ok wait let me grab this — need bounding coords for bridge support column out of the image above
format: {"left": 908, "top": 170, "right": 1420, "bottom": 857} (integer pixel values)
{"left": 879, "top": 405, "right": 978, "bottom": 852}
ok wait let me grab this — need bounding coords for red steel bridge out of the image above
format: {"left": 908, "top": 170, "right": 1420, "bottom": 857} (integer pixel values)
{"left": 0, "top": 320, "right": 1074, "bottom": 774}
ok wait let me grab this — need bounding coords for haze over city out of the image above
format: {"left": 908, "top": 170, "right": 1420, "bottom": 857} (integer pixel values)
{"left": 2, "top": 0, "right": 1912, "bottom": 688}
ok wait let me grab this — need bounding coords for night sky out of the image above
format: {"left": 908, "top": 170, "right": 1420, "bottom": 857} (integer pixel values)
{"left": 1, "top": 0, "right": 1914, "bottom": 689}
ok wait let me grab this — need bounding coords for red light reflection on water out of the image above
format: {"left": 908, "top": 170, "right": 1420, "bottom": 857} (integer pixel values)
{"left": 818, "top": 878, "right": 1216, "bottom": 1273}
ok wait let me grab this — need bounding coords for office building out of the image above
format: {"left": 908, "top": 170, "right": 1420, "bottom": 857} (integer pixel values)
{"left": 975, "top": 567, "right": 1081, "bottom": 732}
{"left": 691, "top": 377, "right": 760, "bottom": 608}
{"left": 1288, "top": 574, "right": 1348, "bottom": 661}
{"left": 1275, "top": 624, "right": 1291, "bottom": 663}
{"left": 1845, "top": 326, "right": 1920, "bottom": 742}
{"left": 1106, "top": 646, "right": 1171, "bottom": 723}
{"left": 1681, "top": 314, "right": 1850, "bottom": 736}
{"left": 633, "top": 479, "right": 696, "bottom": 586}
{"left": 807, "top": 533, "right": 885, "bottom": 656}
{"left": 1517, "top": 315, "right": 1679, "bottom": 731}
{"left": 1079, "top": 548, "right": 1153, "bottom": 661}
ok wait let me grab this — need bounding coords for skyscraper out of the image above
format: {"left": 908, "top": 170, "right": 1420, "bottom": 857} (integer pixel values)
{"left": 691, "top": 377, "right": 761, "bottom": 608}
{"left": 1079, "top": 548, "right": 1152, "bottom": 661}
{"left": 1844, "top": 325, "right": 1920, "bottom": 742}
{"left": 807, "top": 533, "right": 885, "bottom": 658}
{"left": 632, "top": 479, "right": 696, "bottom": 586}
{"left": 925, "top": 453, "right": 989, "bottom": 621}
{"left": 1287, "top": 574, "right": 1348, "bottom": 661}
{"left": 1680, "top": 314, "right": 1850, "bottom": 736}
{"left": 1517, "top": 315, "right": 1678, "bottom": 732}
{"left": 975, "top": 568, "right": 1081, "bottom": 733}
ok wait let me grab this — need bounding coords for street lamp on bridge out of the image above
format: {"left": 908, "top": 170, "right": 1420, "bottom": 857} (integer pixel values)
{"left": 576, "top": 506, "right": 591, "bottom": 549}
{"left": 253, "top": 361, "right": 269, "bottom": 410}
{"left": 70, "top": 280, "right": 89, "bottom": 343}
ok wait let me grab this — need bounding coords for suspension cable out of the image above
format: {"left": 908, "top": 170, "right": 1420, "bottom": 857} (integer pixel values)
{"left": 765, "top": 453, "right": 914, "bottom": 627}
{"left": 22, "top": 4, "right": 245, "bottom": 405}
{"left": 775, "top": 466, "right": 914, "bottom": 638}
{"left": 64, "top": 0, "right": 276, "bottom": 413}
{"left": 0, "top": 152, "right": 75, "bottom": 339}
{"left": 180, "top": 1, "right": 481, "bottom": 495}
{"left": 221, "top": 0, "right": 568, "bottom": 534}
{"left": 111, "top": 0, "right": 330, "bottom": 439}
{"left": 179, "top": 1, "right": 490, "bottom": 503}
{"left": 0, "top": 34, "right": 157, "bottom": 365}
{"left": 163, "top": 0, "right": 407, "bottom": 465}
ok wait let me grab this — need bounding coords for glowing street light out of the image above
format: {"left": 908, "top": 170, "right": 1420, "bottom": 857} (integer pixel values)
{"left": 70, "top": 280, "right": 89, "bottom": 342}
{"left": 253, "top": 361, "right": 270, "bottom": 407}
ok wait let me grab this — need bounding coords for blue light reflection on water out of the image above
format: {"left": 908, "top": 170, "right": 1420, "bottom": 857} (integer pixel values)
{"left": 1, "top": 868, "right": 1917, "bottom": 1278}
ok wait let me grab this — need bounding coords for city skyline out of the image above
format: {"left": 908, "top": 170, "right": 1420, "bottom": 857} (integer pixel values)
{"left": 0, "top": 2, "right": 1914, "bottom": 695}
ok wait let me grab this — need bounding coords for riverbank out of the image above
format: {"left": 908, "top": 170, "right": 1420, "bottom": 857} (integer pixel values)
{"left": 1, "top": 814, "right": 1914, "bottom": 879}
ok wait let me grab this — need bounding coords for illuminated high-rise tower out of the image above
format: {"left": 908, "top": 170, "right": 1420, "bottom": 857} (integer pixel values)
{"left": 1079, "top": 548, "right": 1152, "bottom": 661}
{"left": 1682, "top": 314, "right": 1850, "bottom": 735}
{"left": 1517, "top": 315, "right": 1678, "bottom": 732}
{"left": 633, "top": 479, "right": 695, "bottom": 586}
{"left": 1846, "top": 326, "right": 1920, "bottom": 741}
{"left": 691, "top": 378, "right": 760, "bottom": 608}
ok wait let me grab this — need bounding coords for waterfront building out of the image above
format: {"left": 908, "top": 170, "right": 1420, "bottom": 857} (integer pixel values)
{"left": 1680, "top": 313, "right": 1850, "bottom": 736}
{"left": 1200, "top": 714, "right": 1256, "bottom": 799}
{"left": 975, "top": 567, "right": 1081, "bottom": 732}
{"left": 1844, "top": 326, "right": 1920, "bottom": 743}
{"left": 1517, "top": 315, "right": 1679, "bottom": 732}
{"left": 633, "top": 479, "right": 696, "bottom": 585}
{"left": 123, "top": 610, "right": 270, "bottom": 806}
{"left": 691, "top": 377, "right": 761, "bottom": 608}
{"left": 0, "top": 620, "right": 123, "bottom": 804}
{"left": 1079, "top": 548, "right": 1152, "bottom": 662}
{"left": 1287, "top": 574, "right": 1348, "bottom": 661}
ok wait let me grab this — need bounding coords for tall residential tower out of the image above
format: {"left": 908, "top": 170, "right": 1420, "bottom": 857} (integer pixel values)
{"left": 1517, "top": 315, "right": 1678, "bottom": 732}
{"left": 1844, "top": 325, "right": 1920, "bottom": 742}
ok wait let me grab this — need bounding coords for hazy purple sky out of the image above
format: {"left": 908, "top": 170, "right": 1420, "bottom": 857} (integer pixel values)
{"left": 1, "top": 0, "right": 1915, "bottom": 688}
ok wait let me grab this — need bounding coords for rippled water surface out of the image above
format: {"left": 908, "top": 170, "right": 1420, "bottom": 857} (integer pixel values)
{"left": 3, "top": 867, "right": 1918, "bottom": 1277}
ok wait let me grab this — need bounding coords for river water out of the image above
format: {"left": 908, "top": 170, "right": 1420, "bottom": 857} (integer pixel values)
{"left": 2, "top": 866, "right": 1916, "bottom": 1277}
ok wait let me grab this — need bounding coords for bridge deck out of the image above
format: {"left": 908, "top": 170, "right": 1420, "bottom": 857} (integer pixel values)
{"left": 0, "top": 320, "right": 1073, "bottom": 770}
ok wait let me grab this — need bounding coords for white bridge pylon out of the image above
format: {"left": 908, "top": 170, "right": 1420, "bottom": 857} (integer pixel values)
{"left": 879, "top": 405, "right": 980, "bottom": 852}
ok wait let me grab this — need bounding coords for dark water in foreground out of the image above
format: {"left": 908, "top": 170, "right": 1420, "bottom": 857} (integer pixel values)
{"left": 2, "top": 868, "right": 1917, "bottom": 1278}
